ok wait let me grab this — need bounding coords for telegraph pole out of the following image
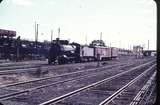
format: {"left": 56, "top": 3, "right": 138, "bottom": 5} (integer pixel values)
{"left": 35, "top": 21, "right": 37, "bottom": 43}
{"left": 97, "top": 32, "right": 102, "bottom": 67}
{"left": 36, "top": 23, "right": 39, "bottom": 58}
{"left": 16, "top": 36, "right": 20, "bottom": 62}
{"left": 51, "top": 30, "right": 53, "bottom": 42}
{"left": 36, "top": 24, "right": 39, "bottom": 43}
{"left": 119, "top": 40, "right": 121, "bottom": 48}
{"left": 85, "top": 34, "right": 87, "bottom": 45}
{"left": 100, "top": 32, "right": 102, "bottom": 46}
{"left": 100, "top": 32, "right": 102, "bottom": 41}
{"left": 110, "top": 42, "right": 112, "bottom": 59}
{"left": 58, "top": 27, "right": 60, "bottom": 39}
{"left": 148, "top": 40, "right": 149, "bottom": 50}
{"left": 34, "top": 21, "right": 37, "bottom": 60}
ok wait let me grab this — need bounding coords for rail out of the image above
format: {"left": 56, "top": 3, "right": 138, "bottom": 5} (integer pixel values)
{"left": 0, "top": 63, "right": 125, "bottom": 88}
{"left": 129, "top": 71, "right": 156, "bottom": 105}
{"left": 0, "top": 63, "right": 127, "bottom": 101}
{"left": 99, "top": 64, "right": 156, "bottom": 105}
{"left": 39, "top": 60, "right": 154, "bottom": 105}
{"left": 0, "top": 61, "right": 111, "bottom": 75}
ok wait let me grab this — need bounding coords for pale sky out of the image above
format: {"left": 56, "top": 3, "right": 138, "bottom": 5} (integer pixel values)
{"left": 0, "top": 0, "right": 157, "bottom": 50}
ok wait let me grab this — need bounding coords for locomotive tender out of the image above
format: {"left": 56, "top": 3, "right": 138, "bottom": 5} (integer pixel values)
{"left": 48, "top": 38, "right": 118, "bottom": 64}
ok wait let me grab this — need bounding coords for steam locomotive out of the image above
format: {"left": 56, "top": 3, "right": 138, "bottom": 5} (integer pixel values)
{"left": 48, "top": 38, "right": 80, "bottom": 64}
{"left": 48, "top": 38, "right": 118, "bottom": 64}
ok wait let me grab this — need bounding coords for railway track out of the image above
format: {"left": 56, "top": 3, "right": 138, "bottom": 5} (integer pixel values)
{"left": 98, "top": 65, "right": 156, "bottom": 105}
{"left": 0, "top": 61, "right": 128, "bottom": 87}
{"left": 129, "top": 71, "right": 156, "bottom": 105}
{"left": 0, "top": 60, "right": 145, "bottom": 89}
{"left": 0, "top": 62, "right": 102, "bottom": 76}
{"left": 0, "top": 58, "right": 140, "bottom": 89}
{"left": 0, "top": 57, "right": 153, "bottom": 75}
{"left": 38, "top": 61, "right": 155, "bottom": 105}
{"left": 0, "top": 63, "right": 128, "bottom": 88}
{"left": 0, "top": 61, "right": 107, "bottom": 75}
{"left": 0, "top": 63, "right": 128, "bottom": 100}
{"left": 0, "top": 60, "right": 47, "bottom": 67}
{"left": 0, "top": 59, "right": 118, "bottom": 69}
{"left": 0, "top": 59, "right": 155, "bottom": 105}
{"left": 0, "top": 57, "right": 151, "bottom": 87}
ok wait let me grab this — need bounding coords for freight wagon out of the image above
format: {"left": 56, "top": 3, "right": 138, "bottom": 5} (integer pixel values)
{"left": 80, "top": 45, "right": 94, "bottom": 62}
{"left": 111, "top": 47, "right": 119, "bottom": 58}
{"left": 94, "top": 46, "right": 111, "bottom": 60}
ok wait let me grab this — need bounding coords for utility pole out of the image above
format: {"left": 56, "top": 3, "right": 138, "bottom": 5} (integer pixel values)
{"left": 128, "top": 44, "right": 130, "bottom": 50}
{"left": 35, "top": 21, "right": 37, "bottom": 43}
{"left": 35, "top": 23, "right": 39, "bottom": 58}
{"left": 16, "top": 36, "right": 20, "bottom": 62}
{"left": 58, "top": 27, "right": 60, "bottom": 39}
{"left": 97, "top": 32, "right": 102, "bottom": 67}
{"left": 119, "top": 40, "right": 121, "bottom": 48}
{"left": 148, "top": 40, "right": 149, "bottom": 50}
{"left": 100, "top": 32, "right": 102, "bottom": 41}
{"left": 110, "top": 42, "right": 112, "bottom": 59}
{"left": 36, "top": 24, "right": 39, "bottom": 43}
{"left": 130, "top": 44, "right": 132, "bottom": 51}
{"left": 51, "top": 30, "right": 53, "bottom": 42}
{"left": 129, "top": 44, "right": 131, "bottom": 56}
{"left": 85, "top": 34, "right": 87, "bottom": 45}
{"left": 34, "top": 21, "right": 37, "bottom": 60}
{"left": 100, "top": 32, "right": 102, "bottom": 46}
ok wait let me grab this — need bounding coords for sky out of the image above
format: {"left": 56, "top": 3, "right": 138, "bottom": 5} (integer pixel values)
{"left": 0, "top": 0, "right": 157, "bottom": 50}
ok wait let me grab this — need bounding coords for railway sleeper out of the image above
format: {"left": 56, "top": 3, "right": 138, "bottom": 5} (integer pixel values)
{"left": 145, "top": 86, "right": 156, "bottom": 105}
{"left": 0, "top": 63, "right": 127, "bottom": 102}
{"left": 115, "top": 96, "right": 133, "bottom": 101}
{"left": 8, "top": 94, "right": 31, "bottom": 102}
{"left": 98, "top": 64, "right": 156, "bottom": 105}
{"left": 109, "top": 100, "right": 117, "bottom": 105}
{"left": 1, "top": 88, "right": 22, "bottom": 92}
{"left": 137, "top": 84, "right": 156, "bottom": 105}
{"left": 89, "top": 89, "right": 115, "bottom": 96}
{"left": 129, "top": 71, "right": 156, "bottom": 105}
{"left": 142, "top": 85, "right": 156, "bottom": 105}
{"left": 58, "top": 101, "right": 92, "bottom": 105}
{"left": 38, "top": 61, "right": 155, "bottom": 105}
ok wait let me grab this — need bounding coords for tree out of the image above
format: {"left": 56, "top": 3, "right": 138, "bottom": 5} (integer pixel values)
{"left": 89, "top": 40, "right": 106, "bottom": 47}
